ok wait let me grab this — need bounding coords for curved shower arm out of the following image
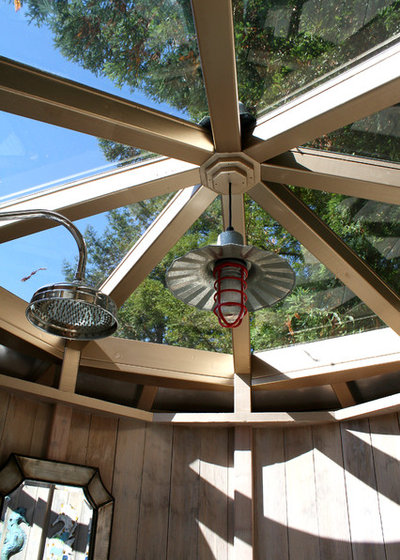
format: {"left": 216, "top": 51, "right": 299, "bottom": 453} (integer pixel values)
{"left": 0, "top": 209, "right": 87, "bottom": 282}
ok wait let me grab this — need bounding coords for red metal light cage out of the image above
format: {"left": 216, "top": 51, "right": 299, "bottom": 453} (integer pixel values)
{"left": 213, "top": 260, "right": 248, "bottom": 328}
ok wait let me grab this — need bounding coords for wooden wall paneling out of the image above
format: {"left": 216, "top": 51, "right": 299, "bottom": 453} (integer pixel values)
{"left": 369, "top": 413, "right": 400, "bottom": 559}
{"left": 227, "top": 428, "right": 234, "bottom": 560}
{"left": 312, "top": 423, "right": 352, "bottom": 559}
{"left": 234, "top": 426, "right": 253, "bottom": 559}
{"left": 284, "top": 426, "right": 320, "bottom": 560}
{"left": 167, "top": 426, "right": 201, "bottom": 560}
{"left": 29, "top": 400, "right": 53, "bottom": 458}
{"left": 136, "top": 424, "right": 173, "bottom": 559}
{"left": 109, "top": 419, "right": 146, "bottom": 559}
{"left": 0, "top": 390, "right": 10, "bottom": 464}
{"left": 0, "top": 396, "right": 38, "bottom": 463}
{"left": 197, "top": 427, "right": 229, "bottom": 560}
{"left": 341, "top": 418, "right": 386, "bottom": 560}
{"left": 65, "top": 408, "right": 91, "bottom": 465}
{"left": 86, "top": 415, "right": 118, "bottom": 491}
{"left": 253, "top": 428, "right": 288, "bottom": 560}
{"left": 46, "top": 403, "right": 73, "bottom": 462}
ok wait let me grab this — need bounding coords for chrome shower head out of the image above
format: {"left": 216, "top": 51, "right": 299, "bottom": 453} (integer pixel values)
{"left": 26, "top": 282, "right": 118, "bottom": 340}
{"left": 0, "top": 209, "right": 118, "bottom": 340}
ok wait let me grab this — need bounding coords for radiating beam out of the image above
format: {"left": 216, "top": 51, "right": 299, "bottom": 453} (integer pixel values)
{"left": 262, "top": 148, "right": 400, "bottom": 204}
{"left": 101, "top": 185, "right": 217, "bottom": 306}
{"left": 222, "top": 194, "right": 251, "bottom": 375}
{"left": 0, "top": 159, "right": 200, "bottom": 243}
{"left": 245, "top": 41, "right": 400, "bottom": 161}
{"left": 249, "top": 182, "right": 400, "bottom": 334}
{"left": 0, "top": 56, "right": 214, "bottom": 165}
{"left": 191, "top": 0, "right": 241, "bottom": 151}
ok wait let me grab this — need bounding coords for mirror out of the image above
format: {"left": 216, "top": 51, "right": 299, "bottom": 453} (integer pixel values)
{"left": 0, "top": 455, "right": 113, "bottom": 560}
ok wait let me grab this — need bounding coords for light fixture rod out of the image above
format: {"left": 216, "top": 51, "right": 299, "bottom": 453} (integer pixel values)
{"left": 0, "top": 209, "right": 87, "bottom": 281}
{"left": 228, "top": 181, "right": 233, "bottom": 231}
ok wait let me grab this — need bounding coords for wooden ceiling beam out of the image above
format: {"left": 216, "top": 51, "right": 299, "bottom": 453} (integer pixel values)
{"left": 191, "top": 0, "right": 241, "bottom": 151}
{"left": 0, "top": 56, "right": 213, "bottom": 165}
{"left": 262, "top": 148, "right": 400, "bottom": 205}
{"left": 101, "top": 185, "right": 217, "bottom": 307}
{"left": 0, "top": 159, "right": 200, "bottom": 243}
{"left": 0, "top": 287, "right": 64, "bottom": 359}
{"left": 81, "top": 336, "right": 233, "bottom": 385}
{"left": 245, "top": 41, "right": 400, "bottom": 162}
{"left": 249, "top": 182, "right": 400, "bottom": 334}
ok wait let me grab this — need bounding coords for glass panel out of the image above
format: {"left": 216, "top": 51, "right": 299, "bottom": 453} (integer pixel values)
{"left": 0, "top": 0, "right": 207, "bottom": 121}
{"left": 245, "top": 196, "right": 385, "bottom": 351}
{"left": 0, "top": 212, "right": 110, "bottom": 301}
{"left": 111, "top": 197, "right": 232, "bottom": 352}
{"left": 0, "top": 111, "right": 156, "bottom": 202}
{"left": 234, "top": 0, "right": 400, "bottom": 116}
{"left": 307, "top": 105, "right": 400, "bottom": 162}
{"left": 293, "top": 187, "right": 400, "bottom": 297}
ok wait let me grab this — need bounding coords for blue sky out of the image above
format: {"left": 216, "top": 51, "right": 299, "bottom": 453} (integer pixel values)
{"left": 0, "top": 1, "right": 187, "bottom": 300}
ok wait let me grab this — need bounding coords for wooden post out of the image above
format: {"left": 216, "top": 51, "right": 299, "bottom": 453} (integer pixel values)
{"left": 46, "top": 342, "right": 81, "bottom": 461}
{"left": 234, "top": 367, "right": 253, "bottom": 558}
{"left": 234, "top": 426, "right": 253, "bottom": 559}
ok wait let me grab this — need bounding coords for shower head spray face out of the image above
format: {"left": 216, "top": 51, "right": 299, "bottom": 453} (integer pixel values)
{"left": 26, "top": 282, "right": 118, "bottom": 340}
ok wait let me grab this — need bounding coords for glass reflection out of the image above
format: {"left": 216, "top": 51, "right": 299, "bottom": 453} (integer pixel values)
{"left": 294, "top": 188, "right": 400, "bottom": 295}
{"left": 234, "top": 0, "right": 400, "bottom": 116}
{"left": 245, "top": 196, "right": 385, "bottom": 351}
{"left": 308, "top": 105, "right": 400, "bottom": 162}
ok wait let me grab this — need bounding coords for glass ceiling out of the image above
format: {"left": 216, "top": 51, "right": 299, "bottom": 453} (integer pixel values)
{"left": 308, "top": 105, "right": 400, "bottom": 163}
{"left": 245, "top": 197, "right": 385, "bottom": 351}
{"left": 0, "top": 111, "right": 155, "bottom": 202}
{"left": 295, "top": 187, "right": 400, "bottom": 295}
{"left": 235, "top": 0, "right": 400, "bottom": 116}
{"left": 0, "top": 0, "right": 207, "bottom": 121}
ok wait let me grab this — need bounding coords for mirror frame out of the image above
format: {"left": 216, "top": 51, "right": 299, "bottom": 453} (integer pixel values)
{"left": 0, "top": 454, "right": 113, "bottom": 560}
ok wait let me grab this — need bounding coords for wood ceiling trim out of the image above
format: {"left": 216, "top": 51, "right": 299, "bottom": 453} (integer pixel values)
{"left": 0, "top": 56, "right": 213, "bottom": 165}
{"left": 261, "top": 148, "right": 400, "bottom": 204}
{"left": 245, "top": 41, "right": 400, "bottom": 162}
{"left": 0, "top": 159, "right": 200, "bottom": 243}
{"left": 249, "top": 182, "right": 400, "bottom": 334}
{"left": 101, "top": 185, "right": 217, "bottom": 307}
{"left": 0, "top": 287, "right": 64, "bottom": 359}
{"left": 81, "top": 336, "right": 234, "bottom": 382}
{"left": 191, "top": 0, "right": 241, "bottom": 151}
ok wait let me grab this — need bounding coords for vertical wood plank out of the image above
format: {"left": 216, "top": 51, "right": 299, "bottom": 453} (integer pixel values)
{"left": 0, "top": 390, "right": 10, "bottom": 464}
{"left": 109, "top": 419, "right": 146, "bottom": 560}
{"left": 0, "top": 396, "right": 37, "bottom": 463}
{"left": 29, "top": 401, "right": 52, "bottom": 458}
{"left": 254, "top": 427, "right": 288, "bottom": 560}
{"left": 167, "top": 426, "right": 201, "bottom": 560}
{"left": 66, "top": 408, "right": 91, "bottom": 465}
{"left": 341, "top": 418, "right": 386, "bottom": 560}
{"left": 227, "top": 428, "right": 235, "bottom": 560}
{"left": 285, "top": 426, "right": 320, "bottom": 560}
{"left": 312, "top": 423, "right": 352, "bottom": 559}
{"left": 46, "top": 403, "right": 73, "bottom": 461}
{"left": 86, "top": 415, "right": 118, "bottom": 491}
{"left": 136, "top": 424, "right": 173, "bottom": 559}
{"left": 198, "top": 428, "right": 229, "bottom": 560}
{"left": 234, "top": 426, "right": 253, "bottom": 560}
{"left": 369, "top": 413, "right": 400, "bottom": 560}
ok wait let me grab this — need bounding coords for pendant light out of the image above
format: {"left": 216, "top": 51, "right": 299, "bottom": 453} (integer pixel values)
{"left": 166, "top": 185, "right": 296, "bottom": 328}
{"left": 0, "top": 209, "right": 118, "bottom": 340}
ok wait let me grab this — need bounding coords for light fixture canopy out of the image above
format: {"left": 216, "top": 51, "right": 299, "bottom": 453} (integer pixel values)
{"left": 0, "top": 209, "right": 118, "bottom": 340}
{"left": 166, "top": 227, "right": 295, "bottom": 328}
